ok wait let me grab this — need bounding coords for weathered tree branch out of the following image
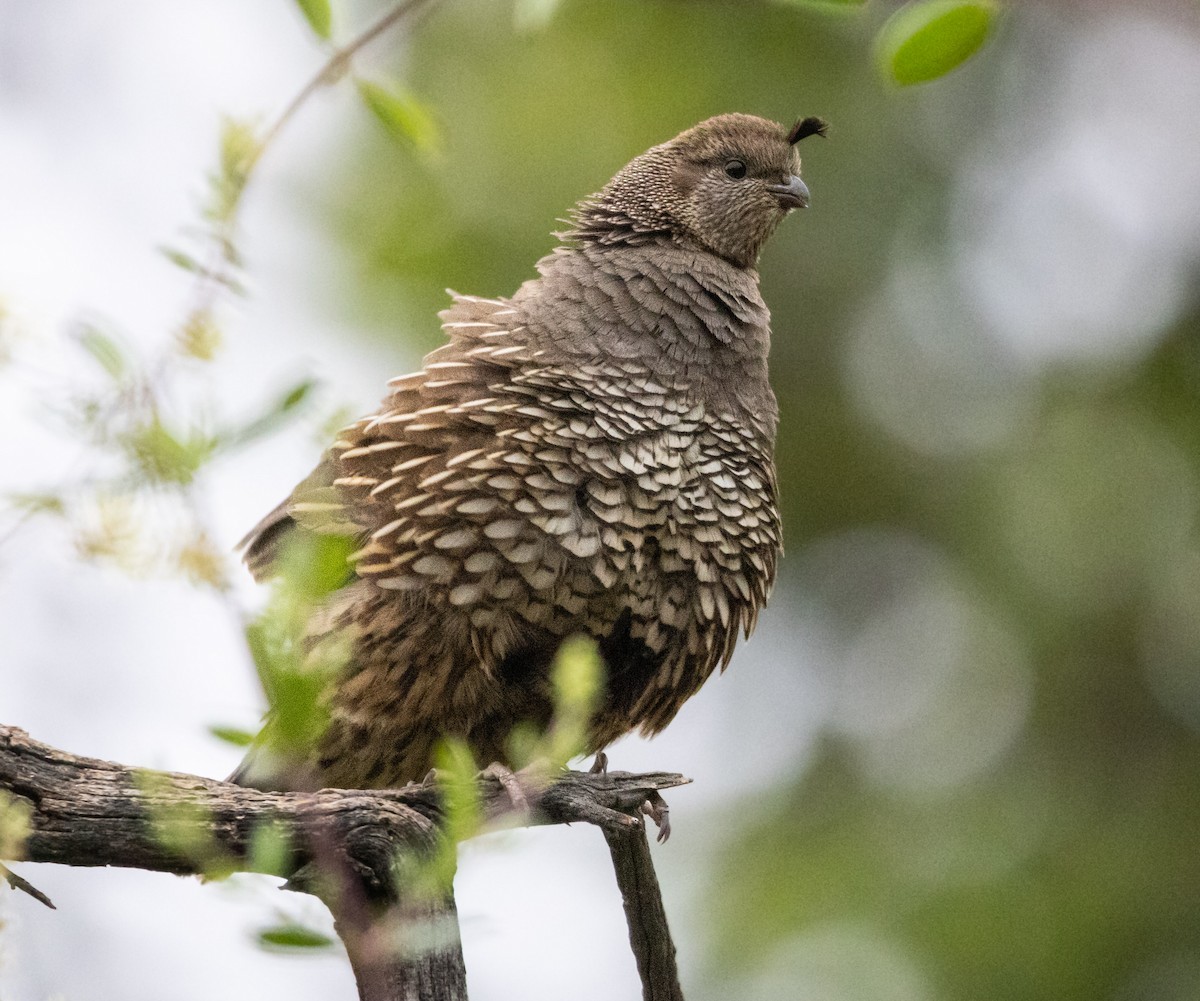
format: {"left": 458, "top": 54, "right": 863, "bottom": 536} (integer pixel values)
{"left": 0, "top": 725, "right": 690, "bottom": 1001}
{"left": 604, "top": 824, "right": 686, "bottom": 1001}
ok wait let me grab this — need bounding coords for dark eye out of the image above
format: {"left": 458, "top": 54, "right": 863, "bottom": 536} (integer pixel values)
{"left": 724, "top": 159, "right": 747, "bottom": 180}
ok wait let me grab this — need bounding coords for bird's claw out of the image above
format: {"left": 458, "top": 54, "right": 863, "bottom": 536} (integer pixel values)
{"left": 482, "top": 761, "right": 532, "bottom": 815}
{"left": 588, "top": 753, "right": 671, "bottom": 840}
{"left": 641, "top": 791, "right": 671, "bottom": 843}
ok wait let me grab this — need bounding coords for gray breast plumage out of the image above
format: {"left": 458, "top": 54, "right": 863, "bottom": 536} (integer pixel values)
{"left": 316, "top": 239, "right": 781, "bottom": 741}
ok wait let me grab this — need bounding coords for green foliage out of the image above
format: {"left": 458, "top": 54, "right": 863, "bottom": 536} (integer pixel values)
{"left": 256, "top": 923, "right": 337, "bottom": 951}
{"left": 544, "top": 635, "right": 602, "bottom": 767}
{"left": 877, "top": 0, "right": 999, "bottom": 85}
{"left": 124, "top": 417, "right": 215, "bottom": 486}
{"left": 293, "top": 0, "right": 333, "bottom": 40}
{"left": 2, "top": 309, "right": 321, "bottom": 584}
{"left": 158, "top": 246, "right": 207, "bottom": 277}
{"left": 75, "top": 324, "right": 127, "bottom": 379}
{"left": 0, "top": 791, "right": 32, "bottom": 860}
{"left": 410, "top": 739, "right": 482, "bottom": 896}
{"left": 242, "top": 533, "right": 356, "bottom": 772}
{"left": 355, "top": 79, "right": 442, "bottom": 153}
{"left": 5, "top": 491, "right": 65, "bottom": 518}
{"left": 246, "top": 819, "right": 297, "bottom": 877}
{"left": 207, "top": 724, "right": 257, "bottom": 748}
{"left": 774, "top": 0, "right": 867, "bottom": 8}
{"left": 278, "top": 529, "right": 357, "bottom": 599}
{"left": 137, "top": 772, "right": 237, "bottom": 880}
{"left": 218, "top": 378, "right": 319, "bottom": 451}
{"left": 209, "top": 117, "right": 263, "bottom": 230}
{"left": 176, "top": 307, "right": 222, "bottom": 361}
{"left": 435, "top": 741, "right": 484, "bottom": 844}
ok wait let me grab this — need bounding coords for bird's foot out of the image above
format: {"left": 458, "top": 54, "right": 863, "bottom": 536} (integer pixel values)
{"left": 641, "top": 790, "right": 671, "bottom": 843}
{"left": 585, "top": 752, "right": 671, "bottom": 842}
{"left": 482, "top": 761, "right": 532, "bottom": 815}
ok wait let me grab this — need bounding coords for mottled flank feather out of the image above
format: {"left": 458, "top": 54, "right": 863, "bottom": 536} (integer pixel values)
{"left": 237, "top": 112, "right": 821, "bottom": 790}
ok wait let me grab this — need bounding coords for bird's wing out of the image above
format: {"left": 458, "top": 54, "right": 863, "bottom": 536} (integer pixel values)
{"left": 331, "top": 292, "right": 560, "bottom": 592}
{"left": 239, "top": 292, "right": 538, "bottom": 587}
{"left": 238, "top": 451, "right": 367, "bottom": 581}
{"left": 236, "top": 498, "right": 294, "bottom": 582}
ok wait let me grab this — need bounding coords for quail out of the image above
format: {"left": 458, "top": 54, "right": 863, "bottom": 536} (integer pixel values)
{"left": 236, "top": 113, "right": 827, "bottom": 791}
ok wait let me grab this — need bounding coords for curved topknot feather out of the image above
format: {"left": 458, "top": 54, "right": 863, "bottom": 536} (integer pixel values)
{"left": 787, "top": 115, "right": 830, "bottom": 145}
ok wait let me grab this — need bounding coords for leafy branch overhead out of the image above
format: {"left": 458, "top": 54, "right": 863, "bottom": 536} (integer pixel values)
{"left": 775, "top": 0, "right": 1000, "bottom": 85}
{"left": 875, "top": 0, "right": 999, "bottom": 85}
{"left": 0, "top": 0, "right": 439, "bottom": 583}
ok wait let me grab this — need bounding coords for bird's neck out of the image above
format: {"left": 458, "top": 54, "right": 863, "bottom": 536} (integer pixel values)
{"left": 562, "top": 195, "right": 676, "bottom": 249}
{"left": 510, "top": 238, "right": 775, "bottom": 433}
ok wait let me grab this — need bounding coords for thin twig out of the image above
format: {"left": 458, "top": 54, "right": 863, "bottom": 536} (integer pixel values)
{"left": 256, "top": 0, "right": 439, "bottom": 159}
{"left": 1, "top": 861, "right": 54, "bottom": 909}
{"left": 189, "top": 0, "right": 440, "bottom": 324}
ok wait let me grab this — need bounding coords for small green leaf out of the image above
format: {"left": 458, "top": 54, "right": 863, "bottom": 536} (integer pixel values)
{"left": 355, "top": 79, "right": 441, "bottom": 153}
{"left": 280, "top": 379, "right": 317, "bottom": 412}
{"left": 218, "top": 379, "right": 319, "bottom": 451}
{"left": 0, "top": 790, "right": 33, "bottom": 860}
{"left": 208, "top": 724, "right": 256, "bottom": 748}
{"left": 279, "top": 531, "right": 356, "bottom": 600}
{"left": 177, "top": 308, "right": 222, "bottom": 361}
{"left": 209, "top": 117, "right": 262, "bottom": 226}
{"left": 257, "top": 923, "right": 335, "bottom": 951}
{"left": 546, "top": 635, "right": 602, "bottom": 766}
{"left": 247, "top": 820, "right": 295, "bottom": 877}
{"left": 159, "top": 246, "right": 204, "bottom": 274}
{"left": 774, "top": 0, "right": 866, "bottom": 7}
{"left": 877, "top": 0, "right": 998, "bottom": 86}
{"left": 415, "top": 739, "right": 482, "bottom": 894}
{"left": 294, "top": 0, "right": 333, "bottom": 39}
{"left": 124, "top": 419, "right": 215, "bottom": 485}
{"left": 137, "top": 773, "right": 235, "bottom": 877}
{"left": 75, "top": 325, "right": 126, "bottom": 379}
{"left": 6, "top": 491, "right": 66, "bottom": 517}
{"left": 435, "top": 739, "right": 482, "bottom": 845}
{"left": 553, "top": 635, "right": 603, "bottom": 712}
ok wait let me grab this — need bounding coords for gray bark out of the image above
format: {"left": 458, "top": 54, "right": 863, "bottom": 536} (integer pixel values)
{"left": 0, "top": 725, "right": 689, "bottom": 1001}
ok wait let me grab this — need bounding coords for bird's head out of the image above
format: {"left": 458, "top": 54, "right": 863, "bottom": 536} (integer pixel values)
{"left": 585, "top": 113, "right": 828, "bottom": 269}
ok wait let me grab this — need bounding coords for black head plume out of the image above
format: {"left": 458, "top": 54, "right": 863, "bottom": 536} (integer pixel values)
{"left": 787, "top": 116, "right": 829, "bottom": 145}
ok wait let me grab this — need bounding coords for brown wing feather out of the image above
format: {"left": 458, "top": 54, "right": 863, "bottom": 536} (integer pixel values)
{"left": 238, "top": 456, "right": 365, "bottom": 582}
{"left": 237, "top": 500, "right": 294, "bottom": 582}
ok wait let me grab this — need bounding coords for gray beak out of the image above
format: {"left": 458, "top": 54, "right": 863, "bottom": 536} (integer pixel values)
{"left": 767, "top": 174, "right": 810, "bottom": 210}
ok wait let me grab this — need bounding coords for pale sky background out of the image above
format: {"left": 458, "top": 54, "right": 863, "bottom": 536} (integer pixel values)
{"left": 2, "top": 1, "right": 1199, "bottom": 999}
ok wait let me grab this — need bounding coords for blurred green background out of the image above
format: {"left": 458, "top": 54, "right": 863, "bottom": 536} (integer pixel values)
{"left": 298, "top": 1, "right": 1200, "bottom": 998}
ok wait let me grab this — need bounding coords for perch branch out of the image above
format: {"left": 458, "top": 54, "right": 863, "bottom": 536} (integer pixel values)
{"left": 0, "top": 725, "right": 690, "bottom": 1001}
{"left": 604, "top": 824, "right": 686, "bottom": 1001}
